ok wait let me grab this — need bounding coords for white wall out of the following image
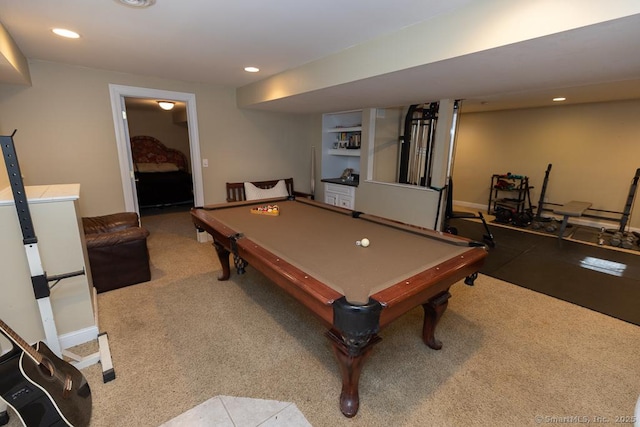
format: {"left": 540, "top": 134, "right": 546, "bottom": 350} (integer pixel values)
{"left": 453, "top": 99, "right": 640, "bottom": 230}
{"left": 0, "top": 60, "right": 315, "bottom": 217}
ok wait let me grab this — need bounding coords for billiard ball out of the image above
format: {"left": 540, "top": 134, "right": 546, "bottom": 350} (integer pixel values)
{"left": 360, "top": 238, "right": 370, "bottom": 247}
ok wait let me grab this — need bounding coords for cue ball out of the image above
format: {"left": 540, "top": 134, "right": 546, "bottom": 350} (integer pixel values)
{"left": 360, "top": 238, "right": 370, "bottom": 247}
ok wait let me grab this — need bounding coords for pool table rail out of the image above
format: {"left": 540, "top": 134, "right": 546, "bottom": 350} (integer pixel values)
{"left": 236, "top": 237, "right": 342, "bottom": 327}
{"left": 192, "top": 206, "right": 342, "bottom": 327}
{"left": 374, "top": 247, "right": 486, "bottom": 328}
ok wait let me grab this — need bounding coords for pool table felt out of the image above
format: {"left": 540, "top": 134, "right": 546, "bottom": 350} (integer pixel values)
{"left": 199, "top": 199, "right": 475, "bottom": 304}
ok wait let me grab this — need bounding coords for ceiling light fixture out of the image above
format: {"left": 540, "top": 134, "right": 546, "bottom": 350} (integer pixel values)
{"left": 52, "top": 28, "right": 80, "bottom": 39}
{"left": 553, "top": 97, "right": 566, "bottom": 102}
{"left": 157, "top": 101, "right": 175, "bottom": 111}
{"left": 116, "top": 0, "right": 156, "bottom": 8}
{"left": 244, "top": 67, "right": 260, "bottom": 73}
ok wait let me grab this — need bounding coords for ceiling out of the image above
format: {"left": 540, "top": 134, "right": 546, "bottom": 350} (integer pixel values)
{"left": 1, "top": 0, "right": 639, "bottom": 113}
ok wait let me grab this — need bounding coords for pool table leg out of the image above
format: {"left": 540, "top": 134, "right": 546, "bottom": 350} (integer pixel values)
{"left": 421, "top": 290, "right": 451, "bottom": 350}
{"left": 326, "top": 329, "right": 381, "bottom": 418}
{"left": 213, "top": 241, "right": 231, "bottom": 280}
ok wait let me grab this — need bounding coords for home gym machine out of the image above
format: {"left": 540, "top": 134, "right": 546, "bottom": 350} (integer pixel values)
{"left": 400, "top": 101, "right": 495, "bottom": 247}
{"left": 398, "top": 102, "right": 439, "bottom": 187}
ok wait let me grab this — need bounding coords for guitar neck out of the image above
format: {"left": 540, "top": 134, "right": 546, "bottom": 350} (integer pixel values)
{"left": 0, "top": 319, "right": 43, "bottom": 365}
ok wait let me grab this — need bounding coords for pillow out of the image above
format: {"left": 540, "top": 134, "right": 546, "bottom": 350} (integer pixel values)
{"left": 155, "top": 163, "right": 180, "bottom": 172}
{"left": 244, "top": 180, "right": 289, "bottom": 201}
{"left": 136, "top": 162, "right": 179, "bottom": 173}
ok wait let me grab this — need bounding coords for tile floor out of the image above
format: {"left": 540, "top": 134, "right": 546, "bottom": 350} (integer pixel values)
{"left": 160, "top": 395, "right": 312, "bottom": 427}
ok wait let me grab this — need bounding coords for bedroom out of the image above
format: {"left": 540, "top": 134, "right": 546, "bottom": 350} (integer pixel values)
{"left": 124, "top": 98, "right": 195, "bottom": 212}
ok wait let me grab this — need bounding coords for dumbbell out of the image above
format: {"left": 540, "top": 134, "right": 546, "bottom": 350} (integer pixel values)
{"left": 495, "top": 208, "right": 513, "bottom": 224}
{"left": 610, "top": 232, "right": 623, "bottom": 247}
{"left": 621, "top": 235, "right": 635, "bottom": 249}
{"left": 546, "top": 222, "right": 558, "bottom": 233}
{"left": 517, "top": 212, "right": 533, "bottom": 227}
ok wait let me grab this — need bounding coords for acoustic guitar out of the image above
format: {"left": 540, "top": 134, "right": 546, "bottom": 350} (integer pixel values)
{"left": 0, "top": 319, "right": 92, "bottom": 427}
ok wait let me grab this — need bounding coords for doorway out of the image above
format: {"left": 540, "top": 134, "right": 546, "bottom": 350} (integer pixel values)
{"left": 125, "top": 97, "right": 193, "bottom": 214}
{"left": 109, "top": 84, "right": 203, "bottom": 216}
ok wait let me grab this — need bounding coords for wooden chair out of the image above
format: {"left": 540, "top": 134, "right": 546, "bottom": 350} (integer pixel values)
{"left": 226, "top": 178, "right": 312, "bottom": 202}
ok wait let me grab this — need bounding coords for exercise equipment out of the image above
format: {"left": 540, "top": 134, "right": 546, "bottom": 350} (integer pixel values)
{"left": 398, "top": 102, "right": 439, "bottom": 187}
{"left": 535, "top": 164, "right": 639, "bottom": 234}
{"left": 619, "top": 168, "right": 640, "bottom": 233}
{"left": 489, "top": 173, "right": 534, "bottom": 228}
{"left": 494, "top": 206, "right": 513, "bottom": 224}
{"left": 552, "top": 201, "right": 592, "bottom": 239}
{"left": 444, "top": 177, "right": 496, "bottom": 247}
{"left": 608, "top": 231, "right": 638, "bottom": 249}
{"left": 534, "top": 164, "right": 553, "bottom": 221}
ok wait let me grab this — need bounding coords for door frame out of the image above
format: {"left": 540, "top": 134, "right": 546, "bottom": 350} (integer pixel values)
{"left": 108, "top": 84, "right": 203, "bottom": 213}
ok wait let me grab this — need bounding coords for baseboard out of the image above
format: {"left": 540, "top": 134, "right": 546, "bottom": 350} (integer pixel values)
{"left": 197, "top": 230, "right": 212, "bottom": 243}
{"left": 59, "top": 325, "right": 99, "bottom": 350}
{"left": 453, "top": 200, "right": 487, "bottom": 212}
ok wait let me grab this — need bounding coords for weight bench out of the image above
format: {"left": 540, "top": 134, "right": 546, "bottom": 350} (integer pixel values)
{"left": 553, "top": 201, "right": 592, "bottom": 239}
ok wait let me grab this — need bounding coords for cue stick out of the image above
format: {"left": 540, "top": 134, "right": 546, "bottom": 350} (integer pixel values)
{"left": 310, "top": 145, "right": 315, "bottom": 197}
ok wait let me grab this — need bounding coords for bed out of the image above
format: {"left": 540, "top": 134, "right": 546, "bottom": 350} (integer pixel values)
{"left": 131, "top": 135, "right": 194, "bottom": 208}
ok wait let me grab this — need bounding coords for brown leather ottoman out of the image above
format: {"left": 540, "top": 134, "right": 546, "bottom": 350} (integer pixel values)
{"left": 83, "top": 212, "right": 151, "bottom": 293}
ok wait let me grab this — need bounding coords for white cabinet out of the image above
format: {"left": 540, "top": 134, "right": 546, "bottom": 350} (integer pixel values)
{"left": 0, "top": 184, "right": 97, "bottom": 348}
{"left": 324, "top": 183, "right": 356, "bottom": 210}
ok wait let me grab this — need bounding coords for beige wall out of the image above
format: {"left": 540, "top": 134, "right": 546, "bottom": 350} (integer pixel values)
{"left": 0, "top": 160, "right": 8, "bottom": 189}
{"left": 453, "top": 99, "right": 640, "bottom": 230}
{"left": 0, "top": 60, "right": 315, "bottom": 217}
{"left": 372, "top": 107, "right": 403, "bottom": 183}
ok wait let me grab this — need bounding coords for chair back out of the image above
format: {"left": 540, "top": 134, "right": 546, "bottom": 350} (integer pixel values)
{"left": 226, "top": 178, "right": 294, "bottom": 202}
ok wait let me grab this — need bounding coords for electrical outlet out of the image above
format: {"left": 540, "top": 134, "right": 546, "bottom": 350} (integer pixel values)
{"left": 202, "top": 158, "right": 208, "bottom": 167}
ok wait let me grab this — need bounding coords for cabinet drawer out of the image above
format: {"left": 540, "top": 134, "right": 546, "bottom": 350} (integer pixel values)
{"left": 338, "top": 196, "right": 354, "bottom": 210}
{"left": 325, "top": 193, "right": 338, "bottom": 206}
{"left": 325, "top": 183, "right": 354, "bottom": 196}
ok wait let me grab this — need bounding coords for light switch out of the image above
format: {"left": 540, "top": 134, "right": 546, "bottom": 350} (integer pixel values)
{"left": 202, "top": 158, "right": 209, "bottom": 167}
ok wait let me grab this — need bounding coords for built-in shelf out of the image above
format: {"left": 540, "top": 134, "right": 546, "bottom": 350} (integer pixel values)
{"left": 322, "top": 110, "right": 362, "bottom": 186}
{"left": 328, "top": 149, "right": 361, "bottom": 156}
{"left": 326, "top": 126, "right": 362, "bottom": 133}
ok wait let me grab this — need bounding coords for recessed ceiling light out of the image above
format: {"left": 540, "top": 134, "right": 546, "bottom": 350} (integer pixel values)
{"left": 553, "top": 97, "right": 566, "bottom": 102}
{"left": 115, "top": 0, "right": 156, "bottom": 7}
{"left": 52, "top": 28, "right": 80, "bottom": 39}
{"left": 244, "top": 67, "right": 260, "bottom": 73}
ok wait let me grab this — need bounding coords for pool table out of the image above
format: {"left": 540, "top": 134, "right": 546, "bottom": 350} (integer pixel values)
{"left": 191, "top": 197, "right": 487, "bottom": 417}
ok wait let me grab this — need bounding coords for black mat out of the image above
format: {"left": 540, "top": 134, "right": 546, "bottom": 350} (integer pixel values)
{"left": 449, "top": 218, "right": 640, "bottom": 326}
